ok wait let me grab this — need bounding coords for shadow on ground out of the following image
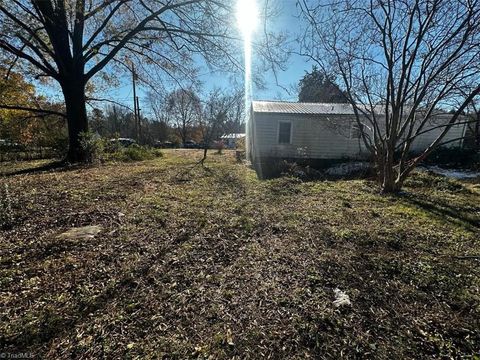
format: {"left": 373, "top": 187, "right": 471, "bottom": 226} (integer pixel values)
{"left": 2, "top": 160, "right": 78, "bottom": 177}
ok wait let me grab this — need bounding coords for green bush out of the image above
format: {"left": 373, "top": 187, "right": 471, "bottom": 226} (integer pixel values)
{"left": 77, "top": 133, "right": 163, "bottom": 163}
{"left": 110, "top": 144, "right": 163, "bottom": 162}
{"left": 79, "top": 131, "right": 104, "bottom": 163}
{"left": 104, "top": 139, "right": 122, "bottom": 153}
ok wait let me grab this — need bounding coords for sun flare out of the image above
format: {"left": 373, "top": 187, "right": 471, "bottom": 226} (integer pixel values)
{"left": 236, "top": 0, "right": 258, "bottom": 36}
{"left": 236, "top": 0, "right": 258, "bottom": 158}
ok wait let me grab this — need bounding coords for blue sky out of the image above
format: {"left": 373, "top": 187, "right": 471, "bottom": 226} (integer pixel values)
{"left": 251, "top": 0, "right": 313, "bottom": 101}
{"left": 193, "top": 0, "right": 313, "bottom": 102}
{"left": 106, "top": 0, "right": 311, "bottom": 115}
{"left": 41, "top": 1, "right": 312, "bottom": 115}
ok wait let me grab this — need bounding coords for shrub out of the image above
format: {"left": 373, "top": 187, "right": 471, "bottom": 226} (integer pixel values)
{"left": 79, "top": 131, "right": 104, "bottom": 163}
{"left": 104, "top": 138, "right": 122, "bottom": 154}
{"left": 123, "top": 145, "right": 151, "bottom": 161}
{"left": 422, "top": 147, "right": 478, "bottom": 168}
{"left": 110, "top": 145, "right": 163, "bottom": 162}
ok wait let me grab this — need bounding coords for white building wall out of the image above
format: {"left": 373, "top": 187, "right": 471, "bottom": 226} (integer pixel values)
{"left": 409, "top": 116, "right": 465, "bottom": 152}
{"left": 251, "top": 112, "right": 466, "bottom": 160}
{"left": 252, "top": 113, "right": 365, "bottom": 159}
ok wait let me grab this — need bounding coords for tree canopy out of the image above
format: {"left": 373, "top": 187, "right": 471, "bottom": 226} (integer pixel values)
{"left": 0, "top": 67, "right": 65, "bottom": 145}
{"left": 298, "top": 66, "right": 347, "bottom": 103}
{"left": 0, "top": 0, "right": 245, "bottom": 161}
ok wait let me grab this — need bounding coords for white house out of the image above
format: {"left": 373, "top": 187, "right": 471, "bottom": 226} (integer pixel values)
{"left": 247, "top": 101, "right": 467, "bottom": 177}
{"left": 220, "top": 133, "right": 245, "bottom": 149}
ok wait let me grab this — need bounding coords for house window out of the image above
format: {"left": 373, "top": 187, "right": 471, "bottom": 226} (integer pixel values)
{"left": 278, "top": 121, "right": 292, "bottom": 144}
{"left": 350, "top": 122, "right": 363, "bottom": 139}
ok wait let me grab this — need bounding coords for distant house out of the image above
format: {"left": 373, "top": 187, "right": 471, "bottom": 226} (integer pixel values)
{"left": 220, "top": 133, "right": 245, "bottom": 149}
{"left": 247, "top": 101, "right": 467, "bottom": 177}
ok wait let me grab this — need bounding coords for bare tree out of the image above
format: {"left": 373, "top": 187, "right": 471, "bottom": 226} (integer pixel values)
{"left": 197, "top": 89, "right": 231, "bottom": 164}
{"left": 0, "top": 0, "right": 242, "bottom": 162}
{"left": 148, "top": 91, "right": 168, "bottom": 125}
{"left": 224, "top": 90, "right": 245, "bottom": 134}
{"left": 298, "top": 0, "right": 480, "bottom": 193}
{"left": 146, "top": 90, "right": 171, "bottom": 143}
{"left": 166, "top": 88, "right": 201, "bottom": 144}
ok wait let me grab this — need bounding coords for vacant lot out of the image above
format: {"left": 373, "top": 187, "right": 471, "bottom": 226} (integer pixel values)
{"left": 1, "top": 150, "right": 479, "bottom": 358}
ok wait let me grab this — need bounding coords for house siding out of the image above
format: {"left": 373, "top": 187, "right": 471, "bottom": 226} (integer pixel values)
{"left": 251, "top": 112, "right": 466, "bottom": 162}
{"left": 252, "top": 113, "right": 366, "bottom": 160}
{"left": 409, "top": 117, "right": 465, "bottom": 152}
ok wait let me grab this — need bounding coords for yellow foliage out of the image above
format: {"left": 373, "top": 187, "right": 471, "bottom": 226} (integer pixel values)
{"left": 0, "top": 67, "right": 36, "bottom": 125}
{"left": 0, "top": 67, "right": 66, "bottom": 145}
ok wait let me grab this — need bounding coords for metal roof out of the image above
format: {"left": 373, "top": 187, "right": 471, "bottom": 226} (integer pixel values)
{"left": 252, "top": 100, "right": 382, "bottom": 115}
{"left": 220, "top": 133, "right": 245, "bottom": 139}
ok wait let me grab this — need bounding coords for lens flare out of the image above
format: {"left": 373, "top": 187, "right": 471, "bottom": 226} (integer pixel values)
{"left": 236, "top": 0, "right": 258, "bottom": 158}
{"left": 236, "top": 0, "right": 258, "bottom": 36}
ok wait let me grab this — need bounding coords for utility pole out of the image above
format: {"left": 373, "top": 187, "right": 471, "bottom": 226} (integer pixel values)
{"left": 136, "top": 96, "right": 141, "bottom": 143}
{"left": 131, "top": 63, "right": 138, "bottom": 142}
{"left": 113, "top": 105, "right": 118, "bottom": 136}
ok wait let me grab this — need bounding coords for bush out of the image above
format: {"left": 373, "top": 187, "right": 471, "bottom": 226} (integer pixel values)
{"left": 77, "top": 134, "right": 163, "bottom": 163}
{"left": 422, "top": 147, "right": 478, "bottom": 169}
{"left": 110, "top": 144, "right": 163, "bottom": 162}
{"left": 104, "top": 139, "right": 122, "bottom": 154}
{"left": 76, "top": 133, "right": 163, "bottom": 163}
{"left": 79, "top": 131, "right": 104, "bottom": 163}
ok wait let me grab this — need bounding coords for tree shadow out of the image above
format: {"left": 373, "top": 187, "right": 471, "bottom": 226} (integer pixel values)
{"left": 2, "top": 160, "right": 76, "bottom": 177}
{"left": 401, "top": 193, "right": 479, "bottom": 231}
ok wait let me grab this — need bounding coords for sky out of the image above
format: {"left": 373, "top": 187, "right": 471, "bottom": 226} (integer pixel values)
{"left": 196, "top": 0, "right": 313, "bottom": 102}
{"left": 254, "top": 1, "right": 314, "bottom": 99}
{"left": 101, "top": 0, "right": 313, "bottom": 116}
{"left": 38, "top": 1, "right": 313, "bottom": 116}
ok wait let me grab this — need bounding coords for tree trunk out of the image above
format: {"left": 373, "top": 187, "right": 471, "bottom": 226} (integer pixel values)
{"left": 475, "top": 111, "right": 480, "bottom": 151}
{"left": 382, "top": 176, "right": 403, "bottom": 193}
{"left": 379, "top": 146, "right": 402, "bottom": 194}
{"left": 200, "top": 147, "right": 208, "bottom": 165}
{"left": 181, "top": 122, "right": 187, "bottom": 145}
{"left": 381, "top": 166, "right": 399, "bottom": 194}
{"left": 61, "top": 77, "right": 88, "bottom": 163}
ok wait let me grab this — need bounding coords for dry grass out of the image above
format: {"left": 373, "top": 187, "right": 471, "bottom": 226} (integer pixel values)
{"left": 1, "top": 150, "right": 479, "bottom": 359}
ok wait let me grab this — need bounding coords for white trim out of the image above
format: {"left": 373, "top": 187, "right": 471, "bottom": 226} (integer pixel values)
{"left": 277, "top": 120, "right": 293, "bottom": 144}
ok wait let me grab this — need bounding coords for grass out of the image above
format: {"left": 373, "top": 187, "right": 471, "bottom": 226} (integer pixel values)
{"left": 1, "top": 149, "right": 479, "bottom": 358}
